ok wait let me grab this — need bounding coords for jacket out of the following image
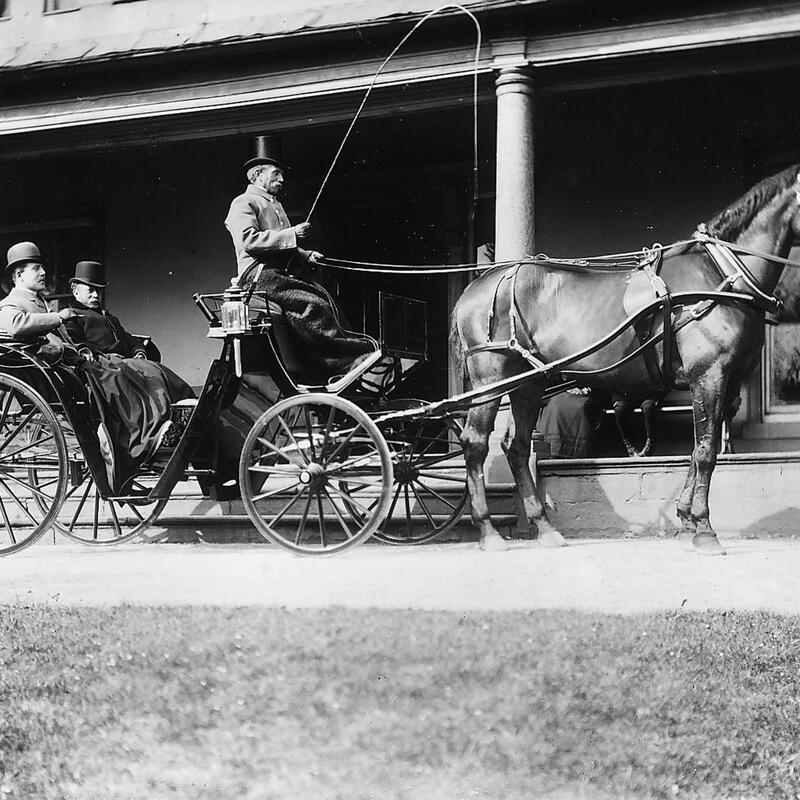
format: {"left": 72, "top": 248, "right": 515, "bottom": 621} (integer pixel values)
{"left": 0, "top": 287, "right": 73, "bottom": 347}
{"left": 64, "top": 300, "right": 146, "bottom": 359}
{"left": 224, "top": 183, "right": 311, "bottom": 278}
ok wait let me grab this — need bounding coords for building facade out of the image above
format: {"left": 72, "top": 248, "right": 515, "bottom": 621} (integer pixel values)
{"left": 3, "top": 0, "right": 800, "bottom": 460}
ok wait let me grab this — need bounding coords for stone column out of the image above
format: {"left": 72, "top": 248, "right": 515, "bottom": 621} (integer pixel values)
{"left": 494, "top": 66, "right": 535, "bottom": 261}
{"left": 488, "top": 66, "right": 536, "bottom": 493}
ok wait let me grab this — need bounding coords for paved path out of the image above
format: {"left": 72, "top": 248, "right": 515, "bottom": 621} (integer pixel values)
{"left": 2, "top": 536, "right": 799, "bottom": 613}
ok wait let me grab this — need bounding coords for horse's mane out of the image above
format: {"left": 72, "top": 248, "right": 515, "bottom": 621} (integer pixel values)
{"left": 705, "top": 164, "right": 800, "bottom": 239}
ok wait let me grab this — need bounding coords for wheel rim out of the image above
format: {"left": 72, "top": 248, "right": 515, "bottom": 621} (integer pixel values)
{"left": 343, "top": 404, "right": 468, "bottom": 545}
{"left": 239, "top": 394, "right": 393, "bottom": 555}
{"left": 31, "top": 419, "right": 166, "bottom": 545}
{"left": 0, "top": 374, "right": 68, "bottom": 556}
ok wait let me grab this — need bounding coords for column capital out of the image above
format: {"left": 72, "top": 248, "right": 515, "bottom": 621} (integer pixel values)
{"left": 495, "top": 66, "right": 535, "bottom": 97}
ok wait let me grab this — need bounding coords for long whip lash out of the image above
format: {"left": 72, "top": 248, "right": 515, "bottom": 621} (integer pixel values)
{"left": 305, "top": 4, "right": 482, "bottom": 225}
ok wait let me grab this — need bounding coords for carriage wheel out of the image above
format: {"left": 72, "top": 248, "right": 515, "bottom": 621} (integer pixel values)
{"left": 239, "top": 394, "right": 393, "bottom": 556}
{"left": 30, "top": 419, "right": 167, "bottom": 545}
{"left": 342, "top": 400, "right": 469, "bottom": 545}
{"left": 0, "top": 374, "right": 68, "bottom": 556}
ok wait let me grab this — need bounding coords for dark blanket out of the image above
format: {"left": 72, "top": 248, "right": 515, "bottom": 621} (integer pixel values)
{"left": 79, "top": 356, "right": 194, "bottom": 492}
{"left": 242, "top": 266, "right": 374, "bottom": 375}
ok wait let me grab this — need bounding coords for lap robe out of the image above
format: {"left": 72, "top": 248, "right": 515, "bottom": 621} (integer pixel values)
{"left": 79, "top": 357, "right": 194, "bottom": 492}
{"left": 242, "top": 267, "right": 375, "bottom": 374}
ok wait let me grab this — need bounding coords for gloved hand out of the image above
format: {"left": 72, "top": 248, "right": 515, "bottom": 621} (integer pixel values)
{"left": 294, "top": 222, "right": 312, "bottom": 241}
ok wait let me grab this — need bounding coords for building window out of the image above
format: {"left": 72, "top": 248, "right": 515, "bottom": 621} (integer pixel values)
{"left": 43, "top": 0, "right": 79, "bottom": 13}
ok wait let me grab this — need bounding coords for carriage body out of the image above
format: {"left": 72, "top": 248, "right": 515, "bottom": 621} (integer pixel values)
{"left": 0, "top": 286, "right": 467, "bottom": 557}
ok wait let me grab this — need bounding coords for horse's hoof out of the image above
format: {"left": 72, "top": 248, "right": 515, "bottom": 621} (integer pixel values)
{"left": 537, "top": 529, "right": 567, "bottom": 548}
{"left": 677, "top": 530, "right": 696, "bottom": 551}
{"left": 692, "top": 533, "right": 727, "bottom": 556}
{"left": 480, "top": 534, "right": 508, "bottom": 552}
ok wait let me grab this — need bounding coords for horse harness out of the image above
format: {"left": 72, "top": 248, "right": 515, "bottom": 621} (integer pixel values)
{"left": 465, "top": 232, "right": 785, "bottom": 393}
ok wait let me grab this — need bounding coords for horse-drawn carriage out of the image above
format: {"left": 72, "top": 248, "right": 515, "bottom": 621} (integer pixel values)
{"left": 1, "top": 164, "right": 798, "bottom": 559}
{"left": 0, "top": 284, "right": 468, "bottom": 557}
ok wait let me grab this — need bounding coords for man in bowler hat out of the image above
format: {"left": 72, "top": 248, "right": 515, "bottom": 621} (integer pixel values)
{"left": 224, "top": 152, "right": 375, "bottom": 375}
{"left": 0, "top": 241, "right": 81, "bottom": 345}
{"left": 64, "top": 260, "right": 149, "bottom": 360}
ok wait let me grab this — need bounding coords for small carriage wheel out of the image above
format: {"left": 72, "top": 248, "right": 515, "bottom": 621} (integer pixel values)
{"left": 0, "top": 374, "right": 68, "bottom": 556}
{"left": 239, "top": 393, "right": 393, "bottom": 556}
{"left": 30, "top": 418, "right": 167, "bottom": 545}
{"left": 341, "top": 399, "right": 469, "bottom": 545}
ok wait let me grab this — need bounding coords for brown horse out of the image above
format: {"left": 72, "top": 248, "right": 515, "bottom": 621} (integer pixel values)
{"left": 451, "top": 165, "right": 800, "bottom": 555}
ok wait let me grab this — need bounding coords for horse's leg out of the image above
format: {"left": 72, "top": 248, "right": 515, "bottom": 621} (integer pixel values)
{"left": 685, "top": 374, "right": 728, "bottom": 555}
{"left": 461, "top": 398, "right": 506, "bottom": 551}
{"left": 676, "top": 458, "right": 698, "bottom": 546}
{"left": 502, "top": 385, "right": 566, "bottom": 547}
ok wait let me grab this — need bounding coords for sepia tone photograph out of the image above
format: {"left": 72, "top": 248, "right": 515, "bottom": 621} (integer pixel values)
{"left": 1, "top": 1, "right": 799, "bottom": 798}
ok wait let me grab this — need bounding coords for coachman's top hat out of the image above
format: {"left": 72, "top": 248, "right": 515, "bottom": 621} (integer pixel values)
{"left": 70, "top": 261, "right": 107, "bottom": 288}
{"left": 6, "top": 241, "right": 44, "bottom": 272}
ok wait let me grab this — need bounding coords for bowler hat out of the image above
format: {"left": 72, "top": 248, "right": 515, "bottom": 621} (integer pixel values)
{"left": 6, "top": 241, "right": 44, "bottom": 272}
{"left": 70, "top": 261, "right": 106, "bottom": 288}
{"left": 243, "top": 156, "right": 285, "bottom": 173}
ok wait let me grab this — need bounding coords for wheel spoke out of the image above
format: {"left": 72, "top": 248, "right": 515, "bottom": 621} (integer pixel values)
{"left": 0, "top": 432, "right": 56, "bottom": 464}
{"left": 252, "top": 480, "right": 301, "bottom": 503}
{"left": 108, "top": 502, "right": 124, "bottom": 540}
{"left": 276, "top": 413, "right": 309, "bottom": 465}
{"left": 302, "top": 406, "right": 318, "bottom": 461}
{"left": 318, "top": 405, "right": 338, "bottom": 462}
{"left": 417, "top": 471, "right": 468, "bottom": 484}
{"left": 294, "top": 491, "right": 314, "bottom": 546}
{"left": 255, "top": 436, "right": 305, "bottom": 469}
{"left": 68, "top": 478, "right": 94, "bottom": 532}
{"left": 0, "top": 493, "right": 16, "bottom": 544}
{"left": 415, "top": 478, "right": 459, "bottom": 511}
{"left": 0, "top": 407, "right": 38, "bottom": 454}
{"left": 325, "top": 422, "right": 364, "bottom": 464}
{"left": 385, "top": 481, "right": 403, "bottom": 521}
{"left": 316, "top": 491, "right": 327, "bottom": 548}
{"left": 326, "top": 483, "right": 375, "bottom": 518}
{"left": 410, "top": 482, "right": 437, "bottom": 528}
{"left": 412, "top": 449, "right": 464, "bottom": 469}
{"left": 2, "top": 469, "right": 60, "bottom": 502}
{"left": 267, "top": 486, "right": 305, "bottom": 527}
{"left": 403, "top": 484, "right": 412, "bottom": 534}
{"left": 0, "top": 388, "right": 14, "bottom": 432}
{"left": 0, "top": 477, "right": 41, "bottom": 526}
{"left": 323, "top": 487, "right": 356, "bottom": 540}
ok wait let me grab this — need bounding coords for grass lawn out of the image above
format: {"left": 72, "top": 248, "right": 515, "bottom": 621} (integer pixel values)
{"left": 0, "top": 606, "right": 798, "bottom": 800}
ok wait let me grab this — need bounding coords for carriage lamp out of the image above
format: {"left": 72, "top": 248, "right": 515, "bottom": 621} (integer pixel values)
{"left": 221, "top": 278, "right": 251, "bottom": 377}
{"left": 221, "top": 278, "right": 250, "bottom": 335}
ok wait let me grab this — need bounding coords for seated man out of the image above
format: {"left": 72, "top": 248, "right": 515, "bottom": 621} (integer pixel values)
{"left": 63, "top": 260, "right": 149, "bottom": 360}
{"left": 224, "top": 153, "right": 375, "bottom": 376}
{"left": 0, "top": 242, "right": 193, "bottom": 492}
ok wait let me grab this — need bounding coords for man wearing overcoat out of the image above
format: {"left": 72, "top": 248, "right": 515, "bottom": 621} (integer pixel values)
{"left": 224, "top": 154, "right": 375, "bottom": 375}
{"left": 63, "top": 260, "right": 149, "bottom": 360}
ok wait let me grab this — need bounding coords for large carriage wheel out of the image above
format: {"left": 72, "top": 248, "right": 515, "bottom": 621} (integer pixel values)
{"left": 0, "top": 374, "right": 68, "bottom": 556}
{"left": 239, "top": 394, "right": 393, "bottom": 556}
{"left": 30, "top": 418, "right": 167, "bottom": 545}
{"left": 342, "top": 400, "right": 469, "bottom": 545}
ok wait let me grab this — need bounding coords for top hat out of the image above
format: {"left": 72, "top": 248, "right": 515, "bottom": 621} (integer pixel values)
{"left": 70, "top": 261, "right": 106, "bottom": 288}
{"left": 243, "top": 155, "right": 285, "bottom": 173}
{"left": 6, "top": 241, "right": 44, "bottom": 272}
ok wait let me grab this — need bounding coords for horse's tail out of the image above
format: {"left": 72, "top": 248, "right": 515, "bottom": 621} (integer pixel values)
{"left": 449, "top": 306, "right": 467, "bottom": 382}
